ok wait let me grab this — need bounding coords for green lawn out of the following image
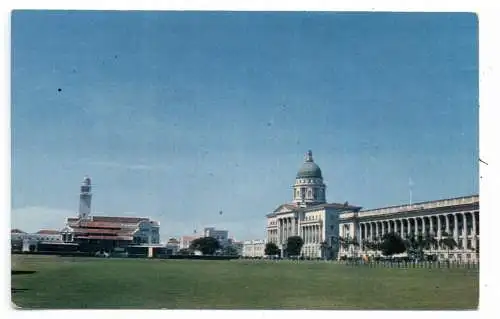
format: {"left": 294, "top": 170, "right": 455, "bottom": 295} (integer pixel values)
{"left": 11, "top": 254, "right": 479, "bottom": 310}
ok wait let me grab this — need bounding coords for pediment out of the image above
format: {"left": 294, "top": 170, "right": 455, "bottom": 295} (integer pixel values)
{"left": 61, "top": 226, "right": 73, "bottom": 233}
{"left": 273, "top": 204, "right": 299, "bottom": 214}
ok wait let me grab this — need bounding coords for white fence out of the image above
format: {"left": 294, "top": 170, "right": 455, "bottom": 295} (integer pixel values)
{"left": 338, "top": 259, "right": 479, "bottom": 270}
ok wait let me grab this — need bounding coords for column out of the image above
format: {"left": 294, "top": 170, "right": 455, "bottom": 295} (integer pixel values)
{"left": 312, "top": 225, "right": 315, "bottom": 243}
{"left": 402, "top": 219, "right": 407, "bottom": 238}
{"left": 286, "top": 218, "right": 289, "bottom": 240}
{"left": 387, "top": 220, "right": 392, "bottom": 233}
{"left": 319, "top": 224, "right": 323, "bottom": 242}
{"left": 462, "top": 213, "right": 467, "bottom": 249}
{"left": 445, "top": 215, "right": 450, "bottom": 235}
{"left": 421, "top": 217, "right": 426, "bottom": 236}
{"left": 453, "top": 214, "right": 459, "bottom": 247}
{"left": 296, "top": 217, "right": 299, "bottom": 236}
{"left": 472, "top": 212, "right": 477, "bottom": 249}
{"left": 283, "top": 219, "right": 286, "bottom": 243}
{"left": 277, "top": 219, "right": 281, "bottom": 244}
{"left": 282, "top": 219, "right": 285, "bottom": 240}
{"left": 375, "top": 222, "right": 379, "bottom": 239}
{"left": 437, "top": 215, "right": 442, "bottom": 238}
{"left": 429, "top": 216, "right": 434, "bottom": 237}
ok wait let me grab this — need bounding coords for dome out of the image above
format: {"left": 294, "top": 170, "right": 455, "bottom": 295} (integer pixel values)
{"left": 296, "top": 150, "right": 323, "bottom": 179}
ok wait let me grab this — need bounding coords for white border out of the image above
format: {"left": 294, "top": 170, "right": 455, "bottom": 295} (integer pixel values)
{"left": 2, "top": 1, "right": 498, "bottom": 319}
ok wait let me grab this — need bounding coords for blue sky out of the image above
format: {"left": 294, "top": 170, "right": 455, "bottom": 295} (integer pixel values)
{"left": 11, "top": 11, "right": 478, "bottom": 240}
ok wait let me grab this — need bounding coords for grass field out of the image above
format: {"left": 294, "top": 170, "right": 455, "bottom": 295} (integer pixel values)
{"left": 11, "top": 254, "right": 479, "bottom": 310}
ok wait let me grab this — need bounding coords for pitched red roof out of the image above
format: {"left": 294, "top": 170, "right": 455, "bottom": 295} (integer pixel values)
{"left": 72, "top": 227, "right": 135, "bottom": 236}
{"left": 74, "top": 235, "right": 133, "bottom": 241}
{"left": 91, "top": 216, "right": 149, "bottom": 224}
{"left": 76, "top": 221, "right": 123, "bottom": 229}
{"left": 36, "top": 230, "right": 61, "bottom": 235}
{"left": 72, "top": 228, "right": 120, "bottom": 235}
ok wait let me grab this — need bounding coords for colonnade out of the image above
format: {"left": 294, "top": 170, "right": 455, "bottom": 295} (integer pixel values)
{"left": 266, "top": 217, "right": 323, "bottom": 246}
{"left": 356, "top": 210, "right": 479, "bottom": 251}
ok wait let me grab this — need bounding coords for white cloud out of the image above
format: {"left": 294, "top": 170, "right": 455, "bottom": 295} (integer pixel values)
{"left": 11, "top": 206, "right": 75, "bottom": 233}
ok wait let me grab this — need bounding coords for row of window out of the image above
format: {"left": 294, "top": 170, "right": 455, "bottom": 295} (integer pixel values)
{"left": 294, "top": 188, "right": 325, "bottom": 200}
{"left": 296, "top": 179, "right": 322, "bottom": 184}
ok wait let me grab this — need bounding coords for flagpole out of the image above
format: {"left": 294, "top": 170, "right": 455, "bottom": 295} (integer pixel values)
{"left": 409, "top": 177, "right": 413, "bottom": 205}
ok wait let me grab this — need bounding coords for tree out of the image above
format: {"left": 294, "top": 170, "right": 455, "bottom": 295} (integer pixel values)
{"left": 320, "top": 241, "right": 330, "bottom": 260}
{"left": 264, "top": 242, "right": 280, "bottom": 256}
{"left": 178, "top": 248, "right": 192, "bottom": 255}
{"left": 364, "top": 238, "right": 382, "bottom": 253}
{"left": 286, "top": 236, "right": 304, "bottom": 257}
{"left": 380, "top": 232, "right": 406, "bottom": 257}
{"left": 338, "top": 236, "right": 360, "bottom": 257}
{"left": 222, "top": 245, "right": 239, "bottom": 256}
{"left": 189, "top": 237, "right": 221, "bottom": 255}
{"left": 439, "top": 232, "right": 457, "bottom": 257}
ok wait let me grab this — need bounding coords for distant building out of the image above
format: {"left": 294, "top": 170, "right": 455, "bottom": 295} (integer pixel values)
{"left": 179, "top": 235, "right": 201, "bottom": 250}
{"left": 60, "top": 176, "right": 160, "bottom": 253}
{"left": 266, "top": 151, "right": 360, "bottom": 259}
{"left": 11, "top": 229, "right": 64, "bottom": 252}
{"left": 242, "top": 240, "right": 266, "bottom": 258}
{"left": 166, "top": 238, "right": 180, "bottom": 255}
{"left": 203, "top": 227, "right": 230, "bottom": 247}
{"left": 35, "top": 230, "right": 63, "bottom": 242}
{"left": 339, "top": 195, "right": 479, "bottom": 262}
{"left": 231, "top": 240, "right": 244, "bottom": 256}
{"left": 266, "top": 150, "right": 480, "bottom": 261}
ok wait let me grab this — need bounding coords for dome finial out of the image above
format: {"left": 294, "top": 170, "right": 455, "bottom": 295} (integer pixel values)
{"left": 305, "top": 150, "right": 313, "bottom": 162}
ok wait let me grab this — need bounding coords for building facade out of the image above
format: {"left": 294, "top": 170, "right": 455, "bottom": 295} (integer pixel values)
{"left": 165, "top": 238, "right": 180, "bottom": 255}
{"left": 179, "top": 235, "right": 201, "bottom": 250}
{"left": 242, "top": 240, "right": 266, "bottom": 258}
{"left": 266, "top": 150, "right": 479, "bottom": 261}
{"left": 61, "top": 176, "right": 160, "bottom": 253}
{"left": 266, "top": 151, "right": 361, "bottom": 259}
{"left": 204, "top": 227, "right": 230, "bottom": 247}
{"left": 11, "top": 229, "right": 64, "bottom": 252}
{"left": 338, "top": 195, "right": 479, "bottom": 262}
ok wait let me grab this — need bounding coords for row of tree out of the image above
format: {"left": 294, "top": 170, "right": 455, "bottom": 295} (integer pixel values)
{"left": 264, "top": 231, "right": 470, "bottom": 259}
{"left": 177, "top": 231, "right": 476, "bottom": 258}
{"left": 178, "top": 236, "right": 240, "bottom": 256}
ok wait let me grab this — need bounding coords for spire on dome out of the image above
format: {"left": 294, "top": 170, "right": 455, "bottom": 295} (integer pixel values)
{"left": 305, "top": 150, "right": 314, "bottom": 162}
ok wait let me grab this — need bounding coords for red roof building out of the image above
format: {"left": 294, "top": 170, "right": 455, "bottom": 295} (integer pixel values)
{"left": 36, "top": 230, "right": 61, "bottom": 235}
{"left": 62, "top": 215, "right": 160, "bottom": 252}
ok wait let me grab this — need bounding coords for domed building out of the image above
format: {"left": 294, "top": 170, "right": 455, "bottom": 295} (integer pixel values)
{"left": 266, "top": 150, "right": 480, "bottom": 262}
{"left": 266, "top": 150, "right": 362, "bottom": 259}
{"left": 292, "top": 150, "right": 326, "bottom": 207}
